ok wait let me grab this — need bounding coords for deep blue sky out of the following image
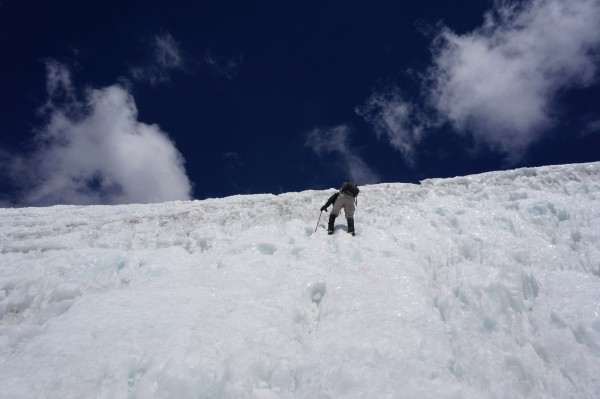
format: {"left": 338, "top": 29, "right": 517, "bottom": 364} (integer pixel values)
{"left": 1, "top": 0, "right": 600, "bottom": 205}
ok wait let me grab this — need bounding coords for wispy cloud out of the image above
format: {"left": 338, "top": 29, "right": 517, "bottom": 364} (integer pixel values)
{"left": 221, "top": 151, "right": 242, "bottom": 172}
{"left": 581, "top": 118, "right": 600, "bottom": 136}
{"left": 155, "top": 34, "right": 183, "bottom": 69}
{"left": 360, "top": 0, "right": 600, "bottom": 163}
{"left": 9, "top": 62, "right": 192, "bottom": 206}
{"left": 305, "top": 125, "right": 380, "bottom": 184}
{"left": 130, "top": 33, "right": 185, "bottom": 86}
{"left": 43, "top": 60, "right": 77, "bottom": 106}
{"left": 204, "top": 49, "right": 243, "bottom": 80}
{"left": 356, "top": 86, "right": 429, "bottom": 165}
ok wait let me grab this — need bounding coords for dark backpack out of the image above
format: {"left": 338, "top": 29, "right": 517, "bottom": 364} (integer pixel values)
{"left": 340, "top": 182, "right": 360, "bottom": 197}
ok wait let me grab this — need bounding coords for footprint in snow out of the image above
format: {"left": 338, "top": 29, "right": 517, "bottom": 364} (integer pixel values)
{"left": 293, "top": 281, "right": 327, "bottom": 336}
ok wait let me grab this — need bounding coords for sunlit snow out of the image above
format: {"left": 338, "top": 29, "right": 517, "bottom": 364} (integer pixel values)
{"left": 1, "top": 163, "right": 600, "bottom": 398}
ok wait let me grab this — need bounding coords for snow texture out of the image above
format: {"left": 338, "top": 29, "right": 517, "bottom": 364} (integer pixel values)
{"left": 1, "top": 162, "right": 600, "bottom": 398}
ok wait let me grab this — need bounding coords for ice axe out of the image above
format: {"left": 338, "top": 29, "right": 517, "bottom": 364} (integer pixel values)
{"left": 314, "top": 210, "right": 324, "bottom": 233}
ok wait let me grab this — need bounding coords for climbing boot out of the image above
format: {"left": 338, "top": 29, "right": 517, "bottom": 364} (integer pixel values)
{"left": 347, "top": 217, "right": 355, "bottom": 236}
{"left": 327, "top": 214, "right": 336, "bottom": 235}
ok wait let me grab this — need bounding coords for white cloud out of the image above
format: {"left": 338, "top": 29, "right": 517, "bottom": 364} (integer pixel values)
{"left": 426, "top": 0, "right": 600, "bottom": 157}
{"left": 13, "top": 62, "right": 192, "bottom": 206}
{"left": 359, "top": 0, "right": 600, "bottom": 163}
{"left": 130, "top": 33, "right": 185, "bottom": 86}
{"left": 305, "top": 125, "right": 380, "bottom": 184}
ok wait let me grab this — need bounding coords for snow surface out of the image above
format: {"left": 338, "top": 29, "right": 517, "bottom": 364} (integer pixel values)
{"left": 1, "top": 162, "right": 600, "bottom": 398}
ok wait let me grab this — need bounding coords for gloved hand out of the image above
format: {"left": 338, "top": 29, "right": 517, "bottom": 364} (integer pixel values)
{"left": 320, "top": 205, "right": 328, "bottom": 212}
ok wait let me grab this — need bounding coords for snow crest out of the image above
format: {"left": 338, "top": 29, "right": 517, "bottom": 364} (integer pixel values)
{"left": 1, "top": 162, "right": 600, "bottom": 398}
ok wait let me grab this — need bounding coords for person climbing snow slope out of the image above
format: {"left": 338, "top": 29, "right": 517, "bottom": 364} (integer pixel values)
{"left": 320, "top": 182, "right": 360, "bottom": 236}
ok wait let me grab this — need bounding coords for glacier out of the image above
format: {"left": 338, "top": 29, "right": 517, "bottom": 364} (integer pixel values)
{"left": 1, "top": 162, "right": 600, "bottom": 398}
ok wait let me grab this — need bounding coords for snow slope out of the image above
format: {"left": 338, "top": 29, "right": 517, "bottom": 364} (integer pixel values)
{"left": 1, "top": 162, "right": 600, "bottom": 398}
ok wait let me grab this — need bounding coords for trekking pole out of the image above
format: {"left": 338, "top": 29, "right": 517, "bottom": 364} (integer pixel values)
{"left": 314, "top": 210, "right": 323, "bottom": 233}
